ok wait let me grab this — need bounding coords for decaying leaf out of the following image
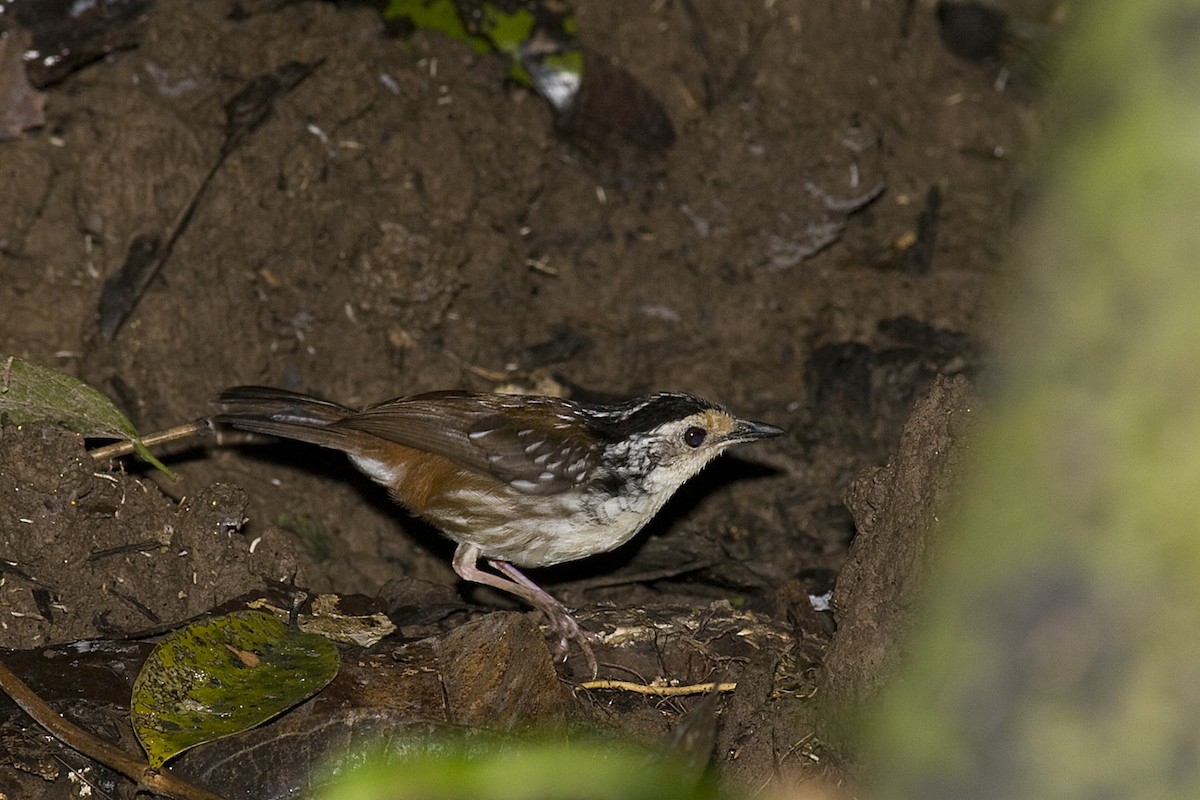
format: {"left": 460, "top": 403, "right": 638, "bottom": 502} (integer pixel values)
{"left": 131, "top": 610, "right": 340, "bottom": 768}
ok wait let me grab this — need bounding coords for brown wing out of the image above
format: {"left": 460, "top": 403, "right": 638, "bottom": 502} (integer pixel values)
{"left": 335, "top": 392, "right": 601, "bottom": 495}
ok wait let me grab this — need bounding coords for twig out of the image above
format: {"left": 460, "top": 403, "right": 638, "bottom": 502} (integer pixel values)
{"left": 577, "top": 679, "right": 736, "bottom": 695}
{"left": 88, "top": 419, "right": 211, "bottom": 462}
{"left": 0, "top": 658, "right": 227, "bottom": 800}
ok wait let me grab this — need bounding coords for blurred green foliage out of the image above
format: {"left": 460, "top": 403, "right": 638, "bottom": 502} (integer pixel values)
{"left": 862, "top": 2, "right": 1200, "bottom": 798}
{"left": 317, "top": 737, "right": 719, "bottom": 800}
{"left": 383, "top": 0, "right": 582, "bottom": 111}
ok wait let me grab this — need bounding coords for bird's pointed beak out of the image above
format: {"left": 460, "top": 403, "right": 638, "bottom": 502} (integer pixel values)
{"left": 727, "top": 418, "right": 785, "bottom": 444}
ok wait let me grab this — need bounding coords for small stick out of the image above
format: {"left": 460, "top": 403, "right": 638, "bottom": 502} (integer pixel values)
{"left": 88, "top": 419, "right": 212, "bottom": 462}
{"left": 576, "top": 679, "right": 737, "bottom": 695}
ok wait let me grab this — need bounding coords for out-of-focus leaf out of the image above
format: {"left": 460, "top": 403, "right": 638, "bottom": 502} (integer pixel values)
{"left": 0, "top": 355, "right": 175, "bottom": 478}
{"left": 385, "top": 0, "right": 673, "bottom": 162}
{"left": 388, "top": 0, "right": 490, "bottom": 54}
{"left": 317, "top": 738, "right": 720, "bottom": 800}
{"left": 477, "top": 3, "right": 535, "bottom": 58}
{"left": 131, "top": 610, "right": 339, "bottom": 769}
{"left": 384, "top": 0, "right": 582, "bottom": 112}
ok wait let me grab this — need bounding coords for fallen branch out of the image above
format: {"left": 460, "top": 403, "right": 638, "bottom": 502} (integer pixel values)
{"left": 0, "top": 658, "right": 227, "bottom": 800}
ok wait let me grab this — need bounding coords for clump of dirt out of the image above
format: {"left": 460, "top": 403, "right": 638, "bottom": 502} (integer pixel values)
{"left": 0, "top": 423, "right": 302, "bottom": 647}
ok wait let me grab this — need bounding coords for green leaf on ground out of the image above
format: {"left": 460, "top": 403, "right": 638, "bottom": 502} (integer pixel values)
{"left": 131, "top": 609, "right": 340, "bottom": 768}
{"left": 0, "top": 354, "right": 176, "bottom": 478}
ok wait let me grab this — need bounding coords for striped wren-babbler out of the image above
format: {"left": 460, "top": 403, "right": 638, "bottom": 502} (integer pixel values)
{"left": 215, "top": 385, "right": 783, "bottom": 673}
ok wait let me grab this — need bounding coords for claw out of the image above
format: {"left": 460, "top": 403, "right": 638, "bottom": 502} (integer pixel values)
{"left": 541, "top": 604, "right": 597, "bottom": 678}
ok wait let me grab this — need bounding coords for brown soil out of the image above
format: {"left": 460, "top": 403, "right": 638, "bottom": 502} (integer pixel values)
{"left": 0, "top": 0, "right": 1039, "bottom": 796}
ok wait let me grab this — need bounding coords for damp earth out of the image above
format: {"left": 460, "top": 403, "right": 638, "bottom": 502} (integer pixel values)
{"left": 0, "top": 0, "right": 1039, "bottom": 796}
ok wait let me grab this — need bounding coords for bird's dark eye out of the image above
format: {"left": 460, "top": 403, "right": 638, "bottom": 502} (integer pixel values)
{"left": 684, "top": 426, "right": 707, "bottom": 448}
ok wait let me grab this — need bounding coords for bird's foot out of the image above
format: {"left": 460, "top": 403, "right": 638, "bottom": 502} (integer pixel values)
{"left": 542, "top": 604, "right": 598, "bottom": 679}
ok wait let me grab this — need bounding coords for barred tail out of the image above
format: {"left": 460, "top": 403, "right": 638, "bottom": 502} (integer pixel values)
{"left": 213, "top": 385, "right": 360, "bottom": 451}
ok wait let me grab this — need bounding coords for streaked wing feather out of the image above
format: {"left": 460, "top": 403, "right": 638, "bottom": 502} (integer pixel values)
{"left": 335, "top": 392, "right": 598, "bottom": 495}
{"left": 472, "top": 418, "right": 598, "bottom": 495}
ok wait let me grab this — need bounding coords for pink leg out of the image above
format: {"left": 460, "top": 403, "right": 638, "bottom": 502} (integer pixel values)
{"left": 452, "top": 543, "right": 597, "bottom": 676}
